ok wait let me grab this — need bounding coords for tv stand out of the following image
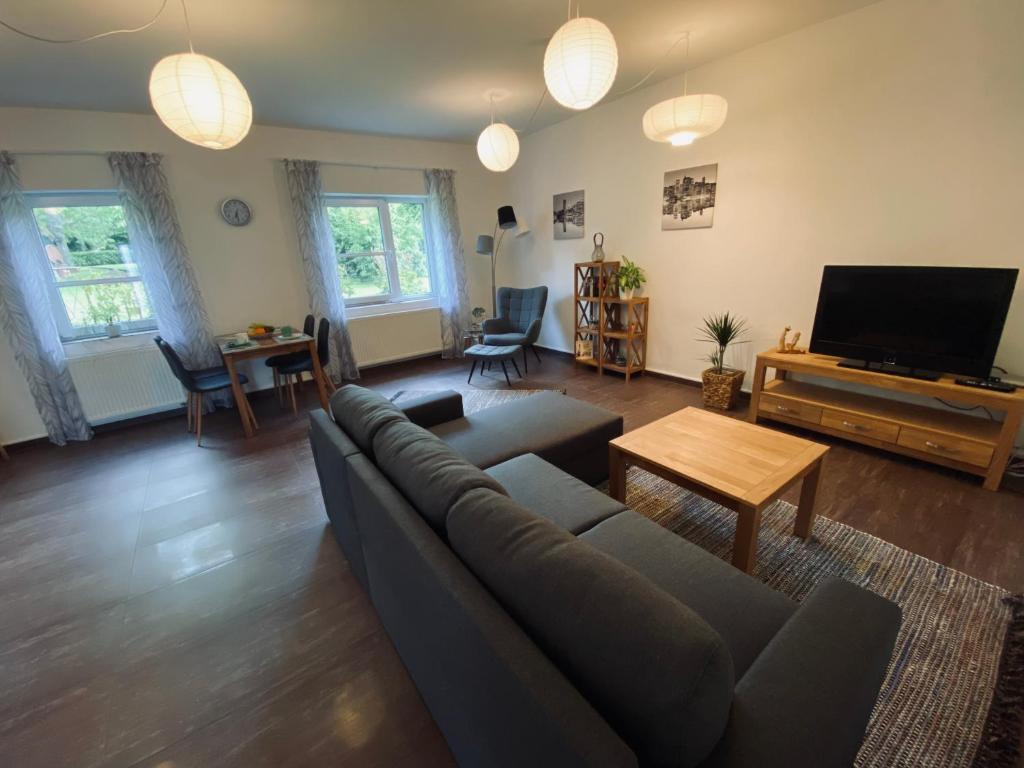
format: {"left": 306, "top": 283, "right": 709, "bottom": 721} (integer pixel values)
{"left": 750, "top": 350, "right": 1024, "bottom": 491}
{"left": 837, "top": 358, "right": 941, "bottom": 382}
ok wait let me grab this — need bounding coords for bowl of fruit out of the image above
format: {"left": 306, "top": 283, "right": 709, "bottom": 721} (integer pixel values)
{"left": 247, "top": 323, "right": 276, "bottom": 340}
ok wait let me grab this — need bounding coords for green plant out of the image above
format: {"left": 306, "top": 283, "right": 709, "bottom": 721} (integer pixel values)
{"left": 472, "top": 307, "right": 486, "bottom": 321}
{"left": 615, "top": 256, "right": 646, "bottom": 292}
{"left": 697, "top": 312, "right": 750, "bottom": 374}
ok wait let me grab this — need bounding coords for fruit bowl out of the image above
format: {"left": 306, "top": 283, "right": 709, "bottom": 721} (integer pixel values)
{"left": 247, "top": 324, "right": 275, "bottom": 340}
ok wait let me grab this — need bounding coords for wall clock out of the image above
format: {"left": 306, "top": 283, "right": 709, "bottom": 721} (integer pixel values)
{"left": 220, "top": 198, "right": 253, "bottom": 226}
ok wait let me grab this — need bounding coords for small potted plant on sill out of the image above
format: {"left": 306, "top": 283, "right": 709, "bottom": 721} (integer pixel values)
{"left": 105, "top": 315, "right": 122, "bottom": 339}
{"left": 698, "top": 312, "right": 750, "bottom": 410}
{"left": 615, "top": 256, "right": 646, "bottom": 300}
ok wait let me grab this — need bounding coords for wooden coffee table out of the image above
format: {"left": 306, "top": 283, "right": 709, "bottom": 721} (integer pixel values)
{"left": 608, "top": 407, "right": 829, "bottom": 574}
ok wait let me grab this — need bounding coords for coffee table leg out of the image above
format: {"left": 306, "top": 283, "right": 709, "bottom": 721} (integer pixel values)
{"left": 609, "top": 446, "right": 627, "bottom": 503}
{"left": 732, "top": 504, "right": 761, "bottom": 574}
{"left": 794, "top": 459, "right": 822, "bottom": 539}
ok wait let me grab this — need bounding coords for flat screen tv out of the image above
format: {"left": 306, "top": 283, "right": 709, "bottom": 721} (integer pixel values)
{"left": 809, "top": 266, "right": 1018, "bottom": 379}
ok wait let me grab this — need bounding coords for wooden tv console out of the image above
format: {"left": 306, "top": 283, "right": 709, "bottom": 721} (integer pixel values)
{"left": 749, "top": 349, "right": 1024, "bottom": 491}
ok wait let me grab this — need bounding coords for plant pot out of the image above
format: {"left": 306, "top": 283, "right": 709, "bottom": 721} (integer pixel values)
{"left": 621, "top": 287, "right": 635, "bottom": 300}
{"left": 701, "top": 367, "right": 745, "bottom": 410}
{"left": 105, "top": 323, "right": 122, "bottom": 339}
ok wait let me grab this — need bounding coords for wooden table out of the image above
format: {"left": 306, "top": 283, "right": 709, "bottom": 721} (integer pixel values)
{"left": 608, "top": 407, "right": 829, "bottom": 574}
{"left": 218, "top": 333, "right": 330, "bottom": 438}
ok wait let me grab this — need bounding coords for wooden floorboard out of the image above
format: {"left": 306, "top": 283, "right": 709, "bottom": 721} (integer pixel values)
{"left": 0, "top": 351, "right": 1020, "bottom": 767}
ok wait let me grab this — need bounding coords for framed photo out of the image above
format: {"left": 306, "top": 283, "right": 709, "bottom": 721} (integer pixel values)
{"left": 662, "top": 164, "right": 717, "bottom": 230}
{"left": 575, "top": 338, "right": 594, "bottom": 359}
{"left": 553, "top": 189, "right": 585, "bottom": 239}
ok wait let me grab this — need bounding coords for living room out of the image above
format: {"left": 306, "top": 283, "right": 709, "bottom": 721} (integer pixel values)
{"left": 1, "top": 1, "right": 1022, "bottom": 766}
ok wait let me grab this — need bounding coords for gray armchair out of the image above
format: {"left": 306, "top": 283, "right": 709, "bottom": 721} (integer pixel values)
{"left": 482, "top": 286, "right": 548, "bottom": 373}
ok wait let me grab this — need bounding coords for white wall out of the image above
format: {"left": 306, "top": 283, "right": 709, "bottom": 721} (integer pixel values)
{"left": 504, "top": 0, "right": 1024, "bottom": 387}
{"left": 0, "top": 108, "right": 505, "bottom": 443}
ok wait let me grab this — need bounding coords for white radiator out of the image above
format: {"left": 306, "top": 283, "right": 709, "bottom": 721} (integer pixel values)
{"left": 69, "top": 346, "right": 184, "bottom": 425}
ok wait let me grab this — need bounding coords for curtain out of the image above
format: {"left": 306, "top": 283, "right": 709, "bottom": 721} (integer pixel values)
{"left": 0, "top": 152, "right": 92, "bottom": 445}
{"left": 282, "top": 159, "right": 358, "bottom": 381}
{"left": 108, "top": 152, "right": 227, "bottom": 407}
{"left": 424, "top": 169, "right": 470, "bottom": 359}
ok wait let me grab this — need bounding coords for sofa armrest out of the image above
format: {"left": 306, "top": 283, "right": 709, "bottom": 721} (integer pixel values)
{"left": 704, "top": 577, "right": 900, "bottom": 768}
{"left": 398, "top": 390, "right": 464, "bottom": 428}
{"left": 482, "top": 317, "right": 511, "bottom": 334}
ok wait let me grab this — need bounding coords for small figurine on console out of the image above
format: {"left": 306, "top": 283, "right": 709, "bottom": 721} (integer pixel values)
{"left": 777, "top": 326, "right": 807, "bottom": 354}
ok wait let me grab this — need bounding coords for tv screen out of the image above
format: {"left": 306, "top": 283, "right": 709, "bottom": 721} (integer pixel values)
{"left": 809, "top": 266, "right": 1018, "bottom": 378}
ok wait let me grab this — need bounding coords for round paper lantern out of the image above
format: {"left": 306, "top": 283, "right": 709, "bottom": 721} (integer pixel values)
{"left": 149, "top": 53, "right": 253, "bottom": 150}
{"left": 543, "top": 17, "right": 618, "bottom": 110}
{"left": 642, "top": 93, "right": 728, "bottom": 146}
{"left": 476, "top": 122, "right": 520, "bottom": 172}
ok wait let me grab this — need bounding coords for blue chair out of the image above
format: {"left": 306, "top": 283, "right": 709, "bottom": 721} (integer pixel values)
{"left": 482, "top": 286, "right": 548, "bottom": 373}
{"left": 266, "top": 314, "right": 315, "bottom": 406}
{"left": 154, "top": 336, "right": 256, "bottom": 446}
{"left": 278, "top": 317, "right": 333, "bottom": 414}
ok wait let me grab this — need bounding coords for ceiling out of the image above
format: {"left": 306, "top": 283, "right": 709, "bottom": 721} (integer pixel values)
{"left": 0, "top": 0, "right": 879, "bottom": 142}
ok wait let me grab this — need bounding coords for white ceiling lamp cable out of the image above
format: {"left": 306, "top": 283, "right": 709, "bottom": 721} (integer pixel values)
{"left": 0, "top": 1, "right": 169, "bottom": 43}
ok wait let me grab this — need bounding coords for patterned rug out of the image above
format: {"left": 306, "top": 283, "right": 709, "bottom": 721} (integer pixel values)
{"left": 396, "top": 388, "right": 1023, "bottom": 767}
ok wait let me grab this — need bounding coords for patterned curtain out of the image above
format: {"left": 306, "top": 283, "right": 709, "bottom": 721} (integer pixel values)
{"left": 0, "top": 152, "right": 93, "bottom": 445}
{"left": 108, "top": 152, "right": 227, "bottom": 407}
{"left": 282, "top": 159, "right": 358, "bottom": 381}
{"left": 424, "top": 169, "right": 470, "bottom": 359}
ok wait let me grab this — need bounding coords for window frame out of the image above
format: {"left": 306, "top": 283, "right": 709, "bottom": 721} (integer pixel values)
{"left": 26, "top": 190, "right": 157, "bottom": 342}
{"left": 323, "top": 194, "right": 436, "bottom": 311}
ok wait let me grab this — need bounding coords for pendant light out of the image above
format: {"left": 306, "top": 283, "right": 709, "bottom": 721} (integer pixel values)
{"left": 642, "top": 33, "right": 726, "bottom": 146}
{"left": 477, "top": 121, "right": 520, "bottom": 172}
{"left": 149, "top": 1, "right": 253, "bottom": 149}
{"left": 543, "top": 6, "right": 618, "bottom": 111}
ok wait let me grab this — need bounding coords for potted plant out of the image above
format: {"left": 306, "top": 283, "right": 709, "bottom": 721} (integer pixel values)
{"left": 470, "top": 306, "right": 486, "bottom": 333}
{"left": 615, "top": 256, "right": 646, "bottom": 299}
{"left": 105, "top": 315, "right": 122, "bottom": 339}
{"left": 697, "top": 312, "right": 750, "bottom": 410}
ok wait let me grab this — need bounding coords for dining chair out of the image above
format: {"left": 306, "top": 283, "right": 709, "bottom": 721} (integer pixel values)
{"left": 266, "top": 314, "right": 315, "bottom": 406}
{"left": 154, "top": 336, "right": 258, "bottom": 446}
{"left": 277, "top": 317, "right": 334, "bottom": 414}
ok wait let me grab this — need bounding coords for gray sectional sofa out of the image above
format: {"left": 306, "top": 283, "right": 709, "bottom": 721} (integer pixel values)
{"left": 309, "top": 385, "right": 900, "bottom": 768}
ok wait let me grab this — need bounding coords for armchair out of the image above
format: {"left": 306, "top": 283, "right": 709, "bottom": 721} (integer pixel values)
{"left": 482, "top": 286, "right": 548, "bottom": 373}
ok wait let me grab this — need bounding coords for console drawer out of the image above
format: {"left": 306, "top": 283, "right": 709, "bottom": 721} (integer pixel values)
{"left": 821, "top": 409, "right": 899, "bottom": 443}
{"left": 897, "top": 427, "right": 994, "bottom": 468}
{"left": 759, "top": 394, "right": 822, "bottom": 425}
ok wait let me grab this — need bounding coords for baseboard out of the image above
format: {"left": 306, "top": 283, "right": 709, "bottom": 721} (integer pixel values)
{"left": 534, "top": 344, "right": 721, "bottom": 393}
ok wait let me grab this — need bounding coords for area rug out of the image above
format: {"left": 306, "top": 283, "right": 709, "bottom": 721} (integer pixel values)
{"left": 392, "top": 389, "right": 1023, "bottom": 767}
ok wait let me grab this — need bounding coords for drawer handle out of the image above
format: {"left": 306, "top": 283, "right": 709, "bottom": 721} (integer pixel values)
{"left": 775, "top": 404, "right": 795, "bottom": 413}
{"left": 842, "top": 420, "right": 870, "bottom": 432}
{"left": 924, "top": 440, "right": 957, "bottom": 453}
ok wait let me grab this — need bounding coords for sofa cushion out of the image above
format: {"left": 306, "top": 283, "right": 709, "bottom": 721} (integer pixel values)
{"left": 482, "top": 332, "right": 529, "bottom": 346}
{"left": 580, "top": 510, "right": 797, "bottom": 678}
{"left": 329, "top": 385, "right": 408, "bottom": 457}
{"left": 448, "top": 489, "right": 734, "bottom": 768}
{"left": 372, "top": 419, "right": 507, "bottom": 534}
{"left": 485, "top": 453, "right": 626, "bottom": 534}
{"left": 430, "top": 391, "right": 622, "bottom": 485}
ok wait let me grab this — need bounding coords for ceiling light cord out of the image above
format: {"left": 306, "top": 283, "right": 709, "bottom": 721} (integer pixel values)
{"left": 0, "top": 0, "right": 168, "bottom": 44}
{"left": 615, "top": 30, "right": 689, "bottom": 97}
{"left": 179, "top": 0, "right": 194, "bottom": 53}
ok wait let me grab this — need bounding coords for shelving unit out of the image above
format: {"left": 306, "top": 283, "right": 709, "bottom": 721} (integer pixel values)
{"left": 573, "top": 261, "right": 649, "bottom": 382}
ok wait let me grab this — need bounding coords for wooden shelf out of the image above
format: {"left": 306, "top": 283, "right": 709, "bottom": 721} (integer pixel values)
{"left": 604, "top": 329, "right": 646, "bottom": 339}
{"left": 573, "top": 262, "right": 649, "bottom": 382}
{"left": 602, "top": 297, "right": 649, "bottom": 304}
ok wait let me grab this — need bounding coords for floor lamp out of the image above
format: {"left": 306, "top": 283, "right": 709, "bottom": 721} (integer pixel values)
{"left": 476, "top": 205, "right": 517, "bottom": 317}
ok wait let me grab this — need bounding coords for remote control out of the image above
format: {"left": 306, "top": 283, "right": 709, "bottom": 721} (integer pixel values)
{"left": 954, "top": 377, "right": 1018, "bottom": 393}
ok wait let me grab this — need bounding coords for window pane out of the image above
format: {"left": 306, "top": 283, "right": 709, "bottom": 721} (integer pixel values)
{"left": 389, "top": 202, "right": 431, "bottom": 296}
{"left": 33, "top": 205, "right": 139, "bottom": 282}
{"left": 58, "top": 280, "right": 154, "bottom": 329}
{"left": 337, "top": 254, "right": 391, "bottom": 298}
{"left": 327, "top": 205, "right": 384, "bottom": 254}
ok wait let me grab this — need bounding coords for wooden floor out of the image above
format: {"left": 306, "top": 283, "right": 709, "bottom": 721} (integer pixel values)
{"left": 1, "top": 351, "right": 1021, "bottom": 767}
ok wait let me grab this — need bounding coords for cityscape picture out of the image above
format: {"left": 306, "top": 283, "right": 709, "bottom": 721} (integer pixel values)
{"left": 553, "top": 189, "right": 585, "bottom": 239}
{"left": 662, "top": 164, "right": 717, "bottom": 230}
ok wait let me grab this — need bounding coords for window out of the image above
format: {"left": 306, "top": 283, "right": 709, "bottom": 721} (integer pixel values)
{"left": 325, "top": 196, "right": 434, "bottom": 308}
{"left": 28, "top": 192, "right": 156, "bottom": 341}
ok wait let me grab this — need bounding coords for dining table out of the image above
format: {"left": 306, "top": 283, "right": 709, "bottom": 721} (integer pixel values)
{"left": 218, "top": 331, "right": 331, "bottom": 438}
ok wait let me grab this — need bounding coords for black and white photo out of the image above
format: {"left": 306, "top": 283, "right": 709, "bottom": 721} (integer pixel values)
{"left": 662, "top": 164, "right": 717, "bottom": 230}
{"left": 553, "top": 189, "right": 585, "bottom": 239}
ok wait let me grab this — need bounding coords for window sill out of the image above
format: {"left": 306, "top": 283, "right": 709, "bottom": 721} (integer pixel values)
{"left": 63, "top": 331, "right": 159, "bottom": 360}
{"left": 345, "top": 297, "right": 439, "bottom": 320}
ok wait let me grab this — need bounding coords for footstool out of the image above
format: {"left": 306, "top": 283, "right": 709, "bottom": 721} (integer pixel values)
{"left": 466, "top": 344, "right": 522, "bottom": 386}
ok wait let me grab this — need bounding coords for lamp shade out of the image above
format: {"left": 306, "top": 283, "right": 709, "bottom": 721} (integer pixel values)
{"left": 543, "top": 17, "right": 618, "bottom": 110}
{"left": 149, "top": 53, "right": 253, "bottom": 150}
{"left": 475, "top": 234, "right": 494, "bottom": 255}
{"left": 476, "top": 122, "right": 520, "bottom": 172}
{"left": 497, "top": 205, "right": 517, "bottom": 230}
{"left": 642, "top": 94, "right": 728, "bottom": 146}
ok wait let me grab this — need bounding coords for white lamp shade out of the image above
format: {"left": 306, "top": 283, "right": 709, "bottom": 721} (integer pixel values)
{"left": 476, "top": 122, "right": 520, "bottom": 172}
{"left": 642, "top": 93, "right": 728, "bottom": 146}
{"left": 543, "top": 17, "right": 618, "bottom": 111}
{"left": 149, "top": 53, "right": 253, "bottom": 150}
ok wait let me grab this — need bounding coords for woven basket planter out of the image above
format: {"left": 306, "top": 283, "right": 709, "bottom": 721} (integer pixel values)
{"left": 701, "top": 368, "right": 745, "bottom": 410}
